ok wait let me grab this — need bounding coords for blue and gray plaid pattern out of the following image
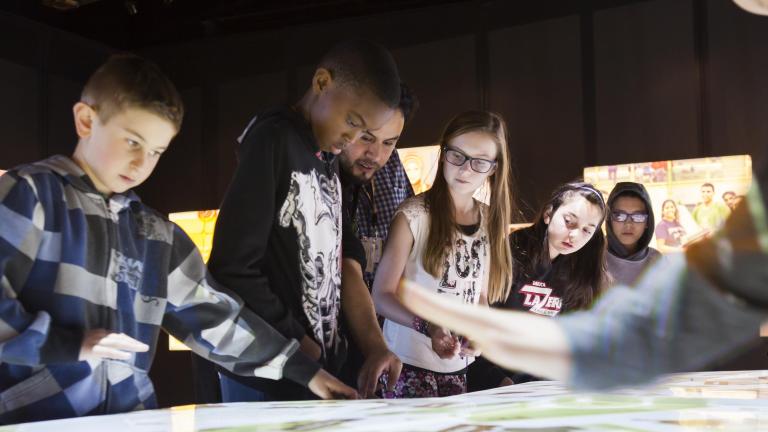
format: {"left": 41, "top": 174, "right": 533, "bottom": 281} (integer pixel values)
{"left": 0, "top": 156, "right": 313, "bottom": 424}
{"left": 353, "top": 151, "right": 414, "bottom": 289}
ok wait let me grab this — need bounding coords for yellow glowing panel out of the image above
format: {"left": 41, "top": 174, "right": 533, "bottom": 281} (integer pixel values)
{"left": 169, "top": 210, "right": 219, "bottom": 263}
{"left": 167, "top": 335, "right": 188, "bottom": 351}
{"left": 167, "top": 209, "right": 219, "bottom": 351}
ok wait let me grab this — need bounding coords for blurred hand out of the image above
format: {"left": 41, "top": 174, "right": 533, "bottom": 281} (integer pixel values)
{"left": 79, "top": 329, "right": 149, "bottom": 362}
{"left": 357, "top": 349, "right": 402, "bottom": 398}
{"left": 459, "top": 338, "right": 481, "bottom": 357}
{"left": 308, "top": 369, "right": 359, "bottom": 400}
{"left": 428, "top": 325, "right": 460, "bottom": 359}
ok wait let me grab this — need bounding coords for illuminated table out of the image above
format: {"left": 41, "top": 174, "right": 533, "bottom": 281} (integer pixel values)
{"left": 2, "top": 370, "right": 767, "bottom": 431}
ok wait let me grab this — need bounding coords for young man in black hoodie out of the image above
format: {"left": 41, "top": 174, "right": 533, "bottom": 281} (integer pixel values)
{"left": 207, "top": 40, "right": 402, "bottom": 401}
{"left": 605, "top": 182, "right": 663, "bottom": 286}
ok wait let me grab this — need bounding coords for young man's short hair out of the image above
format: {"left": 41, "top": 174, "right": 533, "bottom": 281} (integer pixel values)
{"left": 701, "top": 182, "right": 715, "bottom": 191}
{"left": 81, "top": 54, "right": 184, "bottom": 131}
{"left": 318, "top": 39, "right": 401, "bottom": 108}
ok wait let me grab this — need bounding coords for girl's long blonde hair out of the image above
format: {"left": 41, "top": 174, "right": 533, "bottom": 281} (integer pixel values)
{"left": 422, "top": 110, "right": 514, "bottom": 303}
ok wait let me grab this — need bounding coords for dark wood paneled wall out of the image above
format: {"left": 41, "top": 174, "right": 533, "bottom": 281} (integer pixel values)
{"left": 488, "top": 16, "right": 584, "bottom": 217}
{"left": 0, "top": 12, "right": 113, "bottom": 163}
{"left": 392, "top": 36, "right": 480, "bottom": 148}
{"left": 4, "top": 1, "right": 768, "bottom": 215}
{"left": 594, "top": 0, "right": 700, "bottom": 163}
{"left": 706, "top": 0, "right": 768, "bottom": 161}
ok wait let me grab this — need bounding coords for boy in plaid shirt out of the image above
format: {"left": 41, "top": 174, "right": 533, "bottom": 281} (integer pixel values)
{"left": 0, "top": 54, "right": 355, "bottom": 424}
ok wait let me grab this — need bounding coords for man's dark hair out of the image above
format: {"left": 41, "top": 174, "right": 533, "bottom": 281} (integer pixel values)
{"left": 81, "top": 54, "right": 184, "bottom": 131}
{"left": 701, "top": 182, "right": 715, "bottom": 191}
{"left": 398, "top": 82, "right": 419, "bottom": 126}
{"left": 318, "top": 39, "right": 400, "bottom": 108}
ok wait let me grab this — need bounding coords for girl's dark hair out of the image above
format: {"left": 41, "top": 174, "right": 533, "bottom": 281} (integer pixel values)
{"left": 514, "top": 182, "right": 609, "bottom": 310}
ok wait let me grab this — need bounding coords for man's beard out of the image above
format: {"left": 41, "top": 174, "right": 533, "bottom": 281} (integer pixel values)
{"left": 341, "top": 157, "right": 378, "bottom": 185}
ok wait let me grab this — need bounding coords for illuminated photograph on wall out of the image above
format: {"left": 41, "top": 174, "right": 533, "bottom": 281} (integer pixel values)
{"left": 584, "top": 155, "right": 752, "bottom": 253}
{"left": 397, "top": 145, "right": 440, "bottom": 195}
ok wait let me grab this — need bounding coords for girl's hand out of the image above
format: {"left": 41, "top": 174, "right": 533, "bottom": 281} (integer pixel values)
{"left": 428, "top": 325, "right": 460, "bottom": 359}
{"left": 459, "top": 338, "right": 481, "bottom": 357}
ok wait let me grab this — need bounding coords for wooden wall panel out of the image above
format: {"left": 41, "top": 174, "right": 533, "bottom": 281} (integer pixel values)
{"left": 594, "top": 0, "right": 700, "bottom": 165}
{"left": 706, "top": 0, "right": 768, "bottom": 164}
{"left": 214, "top": 72, "right": 288, "bottom": 203}
{"left": 393, "top": 37, "right": 479, "bottom": 148}
{"left": 46, "top": 75, "right": 81, "bottom": 158}
{"left": 488, "top": 16, "right": 583, "bottom": 216}
{"left": 0, "top": 58, "right": 41, "bottom": 168}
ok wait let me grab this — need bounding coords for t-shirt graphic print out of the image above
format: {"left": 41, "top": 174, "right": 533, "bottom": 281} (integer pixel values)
{"left": 279, "top": 169, "right": 342, "bottom": 357}
{"left": 518, "top": 280, "right": 562, "bottom": 317}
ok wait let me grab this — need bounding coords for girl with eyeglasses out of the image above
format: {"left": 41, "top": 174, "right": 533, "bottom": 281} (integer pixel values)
{"left": 372, "top": 110, "right": 513, "bottom": 398}
{"left": 605, "top": 182, "right": 663, "bottom": 286}
{"left": 467, "top": 181, "right": 610, "bottom": 390}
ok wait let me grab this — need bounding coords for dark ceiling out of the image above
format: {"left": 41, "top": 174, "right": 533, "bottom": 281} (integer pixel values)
{"left": 0, "top": 0, "right": 651, "bottom": 50}
{"left": 0, "top": 0, "right": 473, "bottom": 49}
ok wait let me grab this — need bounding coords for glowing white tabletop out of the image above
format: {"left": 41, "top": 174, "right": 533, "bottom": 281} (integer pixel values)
{"left": 3, "top": 370, "right": 767, "bottom": 431}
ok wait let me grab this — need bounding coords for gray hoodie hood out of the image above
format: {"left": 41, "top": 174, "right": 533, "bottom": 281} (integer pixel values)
{"left": 606, "top": 181, "right": 655, "bottom": 261}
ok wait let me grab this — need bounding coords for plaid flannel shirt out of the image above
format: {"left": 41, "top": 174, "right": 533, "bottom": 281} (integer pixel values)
{"left": 0, "top": 156, "right": 318, "bottom": 423}
{"left": 353, "top": 151, "right": 414, "bottom": 289}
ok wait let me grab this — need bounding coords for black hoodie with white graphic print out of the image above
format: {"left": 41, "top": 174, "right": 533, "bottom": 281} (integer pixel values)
{"left": 208, "top": 107, "right": 349, "bottom": 398}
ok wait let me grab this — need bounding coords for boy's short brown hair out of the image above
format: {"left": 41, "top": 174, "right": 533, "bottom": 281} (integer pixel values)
{"left": 81, "top": 54, "right": 184, "bottom": 131}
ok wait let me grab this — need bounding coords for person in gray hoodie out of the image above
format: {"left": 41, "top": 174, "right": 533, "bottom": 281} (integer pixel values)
{"left": 605, "top": 182, "right": 663, "bottom": 286}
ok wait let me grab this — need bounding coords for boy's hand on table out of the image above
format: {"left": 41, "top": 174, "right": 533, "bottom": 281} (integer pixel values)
{"left": 357, "top": 348, "right": 402, "bottom": 398}
{"left": 79, "top": 329, "right": 149, "bottom": 361}
{"left": 308, "top": 369, "right": 359, "bottom": 400}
